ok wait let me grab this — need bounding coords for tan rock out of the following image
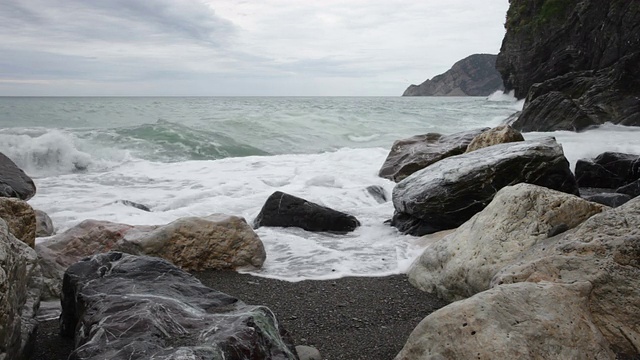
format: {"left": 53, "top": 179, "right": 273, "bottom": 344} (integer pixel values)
{"left": 407, "top": 183, "right": 605, "bottom": 301}
{"left": 36, "top": 214, "right": 266, "bottom": 300}
{"left": 395, "top": 282, "right": 615, "bottom": 360}
{"left": 0, "top": 218, "right": 42, "bottom": 360}
{"left": 493, "top": 196, "right": 640, "bottom": 355}
{"left": 0, "top": 198, "right": 36, "bottom": 248}
{"left": 465, "top": 124, "right": 524, "bottom": 153}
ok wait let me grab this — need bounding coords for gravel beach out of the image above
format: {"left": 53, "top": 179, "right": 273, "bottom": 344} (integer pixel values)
{"left": 31, "top": 271, "right": 446, "bottom": 360}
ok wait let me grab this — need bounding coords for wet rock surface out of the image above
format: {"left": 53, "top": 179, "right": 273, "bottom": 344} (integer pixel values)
{"left": 60, "top": 252, "right": 298, "bottom": 360}
{"left": 391, "top": 137, "right": 578, "bottom": 235}
{"left": 253, "top": 191, "right": 360, "bottom": 233}
{"left": 0, "top": 152, "right": 36, "bottom": 201}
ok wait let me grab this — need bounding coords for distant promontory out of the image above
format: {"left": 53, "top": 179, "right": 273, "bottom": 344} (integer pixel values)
{"left": 402, "top": 54, "right": 504, "bottom": 96}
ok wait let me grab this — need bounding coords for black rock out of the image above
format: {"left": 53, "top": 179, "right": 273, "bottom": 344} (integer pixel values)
{"left": 575, "top": 152, "right": 640, "bottom": 188}
{"left": 617, "top": 179, "right": 640, "bottom": 198}
{"left": 0, "top": 152, "right": 36, "bottom": 200}
{"left": 115, "top": 199, "right": 151, "bottom": 212}
{"left": 253, "top": 191, "right": 360, "bottom": 233}
{"left": 365, "top": 185, "right": 388, "bottom": 203}
{"left": 60, "top": 252, "right": 298, "bottom": 360}
{"left": 392, "top": 137, "right": 578, "bottom": 236}
{"left": 584, "top": 193, "right": 632, "bottom": 208}
{"left": 378, "top": 128, "right": 488, "bottom": 182}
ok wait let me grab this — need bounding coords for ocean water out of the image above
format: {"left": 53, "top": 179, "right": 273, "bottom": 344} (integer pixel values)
{"left": 2, "top": 95, "right": 639, "bottom": 281}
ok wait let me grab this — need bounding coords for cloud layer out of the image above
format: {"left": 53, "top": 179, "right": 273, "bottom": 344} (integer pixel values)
{"left": 0, "top": 0, "right": 509, "bottom": 96}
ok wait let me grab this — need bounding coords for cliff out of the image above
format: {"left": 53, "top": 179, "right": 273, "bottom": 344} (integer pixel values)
{"left": 497, "top": 0, "right": 640, "bottom": 131}
{"left": 403, "top": 54, "right": 504, "bottom": 96}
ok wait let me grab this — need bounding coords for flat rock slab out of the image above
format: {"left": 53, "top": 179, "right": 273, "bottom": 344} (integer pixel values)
{"left": 253, "top": 191, "right": 360, "bottom": 233}
{"left": 61, "top": 252, "right": 298, "bottom": 360}
{"left": 392, "top": 137, "right": 578, "bottom": 235}
{"left": 0, "top": 152, "right": 36, "bottom": 201}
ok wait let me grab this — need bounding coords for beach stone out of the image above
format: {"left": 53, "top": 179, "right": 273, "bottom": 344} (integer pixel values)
{"left": 296, "top": 345, "right": 321, "bottom": 360}
{"left": 60, "top": 252, "right": 297, "bottom": 360}
{"left": 365, "top": 185, "right": 388, "bottom": 203}
{"left": 395, "top": 282, "right": 615, "bottom": 360}
{"left": 378, "top": 128, "right": 488, "bottom": 182}
{"left": 584, "top": 193, "right": 631, "bottom": 208}
{"left": 617, "top": 179, "right": 640, "bottom": 198}
{"left": 36, "top": 215, "right": 265, "bottom": 300}
{"left": 0, "top": 152, "right": 36, "bottom": 201}
{"left": 465, "top": 124, "right": 524, "bottom": 153}
{"left": 391, "top": 137, "right": 579, "bottom": 236}
{"left": 0, "top": 218, "right": 42, "bottom": 360}
{"left": 493, "top": 195, "right": 640, "bottom": 356}
{"left": 254, "top": 191, "right": 360, "bottom": 233}
{"left": 34, "top": 209, "right": 55, "bottom": 237}
{"left": 0, "top": 198, "right": 36, "bottom": 248}
{"left": 575, "top": 152, "right": 640, "bottom": 189}
{"left": 114, "top": 199, "right": 151, "bottom": 212}
{"left": 407, "top": 183, "right": 605, "bottom": 302}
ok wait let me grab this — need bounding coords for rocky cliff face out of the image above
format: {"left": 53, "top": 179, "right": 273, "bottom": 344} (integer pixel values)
{"left": 403, "top": 54, "right": 504, "bottom": 96}
{"left": 497, "top": 0, "right": 640, "bottom": 131}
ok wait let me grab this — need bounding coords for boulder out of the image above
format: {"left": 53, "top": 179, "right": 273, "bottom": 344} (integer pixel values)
{"left": 365, "top": 185, "right": 388, "bottom": 203}
{"left": 391, "top": 137, "right": 579, "bottom": 236}
{"left": 34, "top": 209, "right": 55, "bottom": 237}
{"left": 407, "top": 184, "right": 605, "bottom": 301}
{"left": 0, "top": 198, "right": 36, "bottom": 248}
{"left": 0, "top": 218, "right": 42, "bottom": 360}
{"left": 465, "top": 125, "right": 524, "bottom": 153}
{"left": 575, "top": 152, "right": 640, "bottom": 189}
{"left": 114, "top": 199, "right": 151, "bottom": 212}
{"left": 0, "top": 152, "right": 36, "bottom": 201}
{"left": 253, "top": 191, "right": 360, "bottom": 233}
{"left": 395, "top": 282, "right": 615, "bottom": 360}
{"left": 60, "top": 252, "right": 298, "bottom": 360}
{"left": 493, "top": 195, "right": 640, "bottom": 356}
{"left": 379, "top": 128, "right": 488, "bottom": 182}
{"left": 402, "top": 54, "right": 504, "bottom": 96}
{"left": 36, "top": 215, "right": 265, "bottom": 300}
{"left": 584, "top": 193, "right": 631, "bottom": 208}
{"left": 617, "top": 179, "right": 640, "bottom": 198}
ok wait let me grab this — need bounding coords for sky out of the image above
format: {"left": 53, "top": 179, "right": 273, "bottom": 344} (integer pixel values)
{"left": 0, "top": 0, "right": 509, "bottom": 96}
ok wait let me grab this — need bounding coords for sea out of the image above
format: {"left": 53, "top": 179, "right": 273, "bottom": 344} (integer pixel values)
{"left": 2, "top": 94, "right": 640, "bottom": 281}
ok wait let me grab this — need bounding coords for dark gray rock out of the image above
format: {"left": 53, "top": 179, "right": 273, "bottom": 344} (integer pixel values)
{"left": 0, "top": 152, "right": 36, "bottom": 201}
{"left": 35, "top": 209, "right": 55, "bottom": 237}
{"left": 391, "top": 137, "right": 578, "bottom": 236}
{"left": 379, "top": 128, "right": 488, "bottom": 182}
{"left": 253, "top": 192, "right": 360, "bottom": 233}
{"left": 617, "top": 179, "right": 640, "bottom": 198}
{"left": 584, "top": 193, "right": 631, "bottom": 208}
{"left": 365, "top": 185, "right": 388, "bottom": 203}
{"left": 60, "top": 252, "right": 298, "bottom": 360}
{"left": 575, "top": 152, "right": 640, "bottom": 188}
{"left": 114, "top": 200, "right": 151, "bottom": 212}
{"left": 403, "top": 54, "right": 504, "bottom": 96}
{"left": 497, "top": 1, "right": 640, "bottom": 130}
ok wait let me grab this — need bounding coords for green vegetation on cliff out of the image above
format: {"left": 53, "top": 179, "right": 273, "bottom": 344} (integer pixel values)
{"left": 505, "top": 0, "right": 572, "bottom": 32}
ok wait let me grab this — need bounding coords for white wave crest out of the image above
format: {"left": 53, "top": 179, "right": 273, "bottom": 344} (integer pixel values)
{"left": 0, "top": 130, "right": 94, "bottom": 176}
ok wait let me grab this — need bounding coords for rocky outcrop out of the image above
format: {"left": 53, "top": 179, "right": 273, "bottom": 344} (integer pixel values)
{"left": 575, "top": 152, "right": 640, "bottom": 189}
{"left": 0, "top": 198, "right": 36, "bottom": 248}
{"left": 465, "top": 125, "right": 524, "bottom": 153}
{"left": 391, "top": 137, "right": 578, "bottom": 235}
{"left": 395, "top": 282, "right": 615, "bottom": 360}
{"left": 407, "top": 184, "right": 606, "bottom": 301}
{"left": 0, "top": 152, "right": 36, "bottom": 201}
{"left": 497, "top": 1, "right": 640, "bottom": 131}
{"left": 403, "top": 54, "right": 504, "bottom": 96}
{"left": 34, "top": 209, "right": 54, "bottom": 237}
{"left": 379, "top": 128, "right": 488, "bottom": 182}
{"left": 0, "top": 218, "right": 42, "bottom": 360}
{"left": 60, "top": 252, "right": 297, "bottom": 360}
{"left": 37, "top": 215, "right": 265, "bottom": 300}
{"left": 253, "top": 191, "right": 360, "bottom": 233}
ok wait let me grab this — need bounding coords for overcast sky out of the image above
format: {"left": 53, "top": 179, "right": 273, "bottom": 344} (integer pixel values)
{"left": 0, "top": 0, "right": 509, "bottom": 96}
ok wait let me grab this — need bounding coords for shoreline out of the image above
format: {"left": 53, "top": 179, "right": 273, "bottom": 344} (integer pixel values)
{"left": 31, "top": 272, "right": 446, "bottom": 360}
